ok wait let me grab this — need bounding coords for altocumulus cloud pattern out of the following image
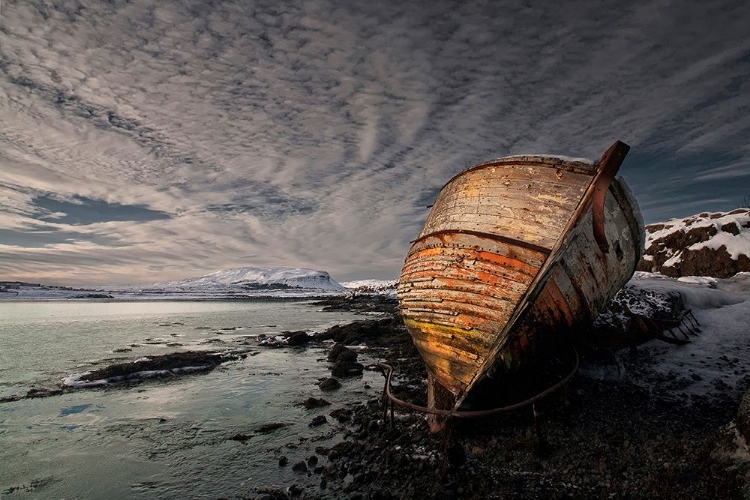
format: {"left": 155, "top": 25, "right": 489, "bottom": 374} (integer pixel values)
{"left": 0, "top": 0, "right": 748, "bottom": 284}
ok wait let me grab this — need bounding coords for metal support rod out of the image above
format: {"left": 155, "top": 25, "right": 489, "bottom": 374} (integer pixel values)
{"left": 377, "top": 348, "right": 578, "bottom": 419}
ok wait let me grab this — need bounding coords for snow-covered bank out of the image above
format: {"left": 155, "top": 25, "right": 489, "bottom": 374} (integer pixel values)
{"left": 341, "top": 279, "right": 398, "bottom": 297}
{"left": 639, "top": 208, "right": 750, "bottom": 277}
{"left": 607, "top": 272, "right": 750, "bottom": 403}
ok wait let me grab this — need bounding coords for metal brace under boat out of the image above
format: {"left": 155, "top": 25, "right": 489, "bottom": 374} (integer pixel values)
{"left": 626, "top": 306, "right": 701, "bottom": 345}
{"left": 377, "top": 347, "right": 579, "bottom": 428}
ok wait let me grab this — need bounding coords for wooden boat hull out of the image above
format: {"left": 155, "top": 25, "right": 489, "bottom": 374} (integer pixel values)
{"left": 397, "top": 142, "right": 644, "bottom": 418}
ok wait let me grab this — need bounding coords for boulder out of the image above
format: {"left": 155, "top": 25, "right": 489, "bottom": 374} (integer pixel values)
{"left": 331, "top": 361, "right": 364, "bottom": 377}
{"left": 638, "top": 209, "right": 750, "bottom": 278}
{"left": 309, "top": 415, "right": 327, "bottom": 427}
{"left": 319, "top": 377, "right": 342, "bottom": 391}
{"left": 285, "top": 331, "right": 312, "bottom": 346}
{"left": 302, "top": 397, "right": 331, "bottom": 409}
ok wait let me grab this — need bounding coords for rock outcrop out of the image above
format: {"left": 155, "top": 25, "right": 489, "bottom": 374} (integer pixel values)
{"left": 637, "top": 208, "right": 750, "bottom": 278}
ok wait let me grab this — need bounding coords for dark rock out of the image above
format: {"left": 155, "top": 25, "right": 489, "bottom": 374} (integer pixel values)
{"left": 329, "top": 441, "right": 361, "bottom": 460}
{"left": 722, "top": 222, "right": 740, "bottom": 235}
{"left": 315, "top": 318, "right": 398, "bottom": 344}
{"left": 371, "top": 489, "right": 394, "bottom": 500}
{"left": 292, "top": 461, "right": 308, "bottom": 473}
{"left": 737, "top": 387, "right": 750, "bottom": 442}
{"left": 302, "top": 397, "right": 330, "bottom": 409}
{"left": 319, "top": 378, "right": 342, "bottom": 391}
{"left": 330, "top": 408, "right": 353, "bottom": 423}
{"left": 638, "top": 209, "right": 750, "bottom": 277}
{"left": 255, "top": 422, "right": 287, "bottom": 434}
{"left": 286, "top": 331, "right": 312, "bottom": 346}
{"left": 337, "top": 349, "right": 358, "bottom": 363}
{"left": 288, "top": 484, "right": 303, "bottom": 496}
{"left": 26, "top": 387, "right": 63, "bottom": 398}
{"left": 71, "top": 293, "right": 114, "bottom": 299}
{"left": 331, "top": 361, "right": 364, "bottom": 378}
{"left": 278, "top": 456, "right": 289, "bottom": 466}
{"left": 228, "top": 433, "right": 253, "bottom": 442}
{"left": 307, "top": 455, "right": 319, "bottom": 467}
{"left": 328, "top": 343, "right": 349, "bottom": 361}
{"left": 310, "top": 415, "right": 327, "bottom": 427}
{"left": 75, "top": 350, "right": 241, "bottom": 384}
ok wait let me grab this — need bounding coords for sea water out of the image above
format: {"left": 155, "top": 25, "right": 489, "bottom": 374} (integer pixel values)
{"left": 0, "top": 300, "right": 382, "bottom": 499}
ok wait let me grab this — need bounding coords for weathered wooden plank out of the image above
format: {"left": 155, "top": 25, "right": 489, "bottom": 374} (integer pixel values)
{"left": 409, "top": 323, "right": 491, "bottom": 355}
{"left": 420, "top": 164, "right": 593, "bottom": 250}
{"left": 406, "top": 238, "right": 549, "bottom": 268}
{"left": 401, "top": 252, "right": 540, "bottom": 280}
{"left": 404, "top": 243, "right": 546, "bottom": 274}
{"left": 401, "top": 268, "right": 535, "bottom": 296}
{"left": 401, "top": 295, "right": 517, "bottom": 323}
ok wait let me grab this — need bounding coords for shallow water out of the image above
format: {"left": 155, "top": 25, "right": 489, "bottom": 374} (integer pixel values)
{"left": 0, "top": 300, "right": 382, "bottom": 498}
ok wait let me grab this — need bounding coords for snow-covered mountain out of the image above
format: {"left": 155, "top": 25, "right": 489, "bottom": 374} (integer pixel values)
{"left": 637, "top": 208, "right": 750, "bottom": 278}
{"left": 144, "top": 267, "right": 346, "bottom": 293}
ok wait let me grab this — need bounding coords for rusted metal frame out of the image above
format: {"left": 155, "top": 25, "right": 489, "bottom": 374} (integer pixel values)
{"left": 453, "top": 141, "right": 628, "bottom": 410}
{"left": 591, "top": 141, "right": 630, "bottom": 253}
{"left": 409, "top": 229, "right": 552, "bottom": 256}
{"left": 377, "top": 347, "right": 578, "bottom": 420}
{"left": 625, "top": 305, "right": 700, "bottom": 345}
{"left": 684, "top": 309, "right": 701, "bottom": 332}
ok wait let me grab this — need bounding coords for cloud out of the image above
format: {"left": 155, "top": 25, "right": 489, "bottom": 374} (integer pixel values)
{"left": 0, "top": 0, "right": 748, "bottom": 284}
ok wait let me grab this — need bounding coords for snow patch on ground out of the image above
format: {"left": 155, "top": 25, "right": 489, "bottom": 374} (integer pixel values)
{"left": 617, "top": 272, "right": 750, "bottom": 402}
{"left": 341, "top": 279, "right": 398, "bottom": 295}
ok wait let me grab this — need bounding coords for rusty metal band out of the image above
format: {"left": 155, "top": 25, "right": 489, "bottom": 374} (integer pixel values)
{"left": 377, "top": 347, "right": 578, "bottom": 418}
{"left": 409, "top": 229, "right": 552, "bottom": 256}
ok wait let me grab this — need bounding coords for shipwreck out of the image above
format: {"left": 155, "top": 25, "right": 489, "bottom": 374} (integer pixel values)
{"left": 395, "top": 141, "right": 645, "bottom": 431}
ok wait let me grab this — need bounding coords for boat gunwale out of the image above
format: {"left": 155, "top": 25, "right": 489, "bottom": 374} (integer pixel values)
{"left": 441, "top": 155, "right": 597, "bottom": 192}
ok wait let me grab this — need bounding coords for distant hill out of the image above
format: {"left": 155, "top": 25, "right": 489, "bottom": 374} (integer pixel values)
{"left": 144, "top": 267, "right": 346, "bottom": 293}
{"left": 637, "top": 208, "right": 750, "bottom": 278}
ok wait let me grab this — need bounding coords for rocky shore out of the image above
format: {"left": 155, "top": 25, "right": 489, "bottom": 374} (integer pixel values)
{"left": 2, "top": 293, "right": 746, "bottom": 498}
{"left": 245, "top": 294, "right": 749, "bottom": 500}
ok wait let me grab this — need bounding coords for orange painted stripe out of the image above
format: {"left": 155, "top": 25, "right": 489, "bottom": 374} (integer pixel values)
{"left": 406, "top": 247, "right": 540, "bottom": 276}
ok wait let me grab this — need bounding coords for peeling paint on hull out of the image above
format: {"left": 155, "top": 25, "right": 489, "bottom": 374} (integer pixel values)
{"left": 397, "top": 142, "right": 645, "bottom": 417}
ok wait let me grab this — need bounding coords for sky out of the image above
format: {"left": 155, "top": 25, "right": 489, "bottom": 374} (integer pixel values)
{"left": 0, "top": 0, "right": 748, "bottom": 285}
